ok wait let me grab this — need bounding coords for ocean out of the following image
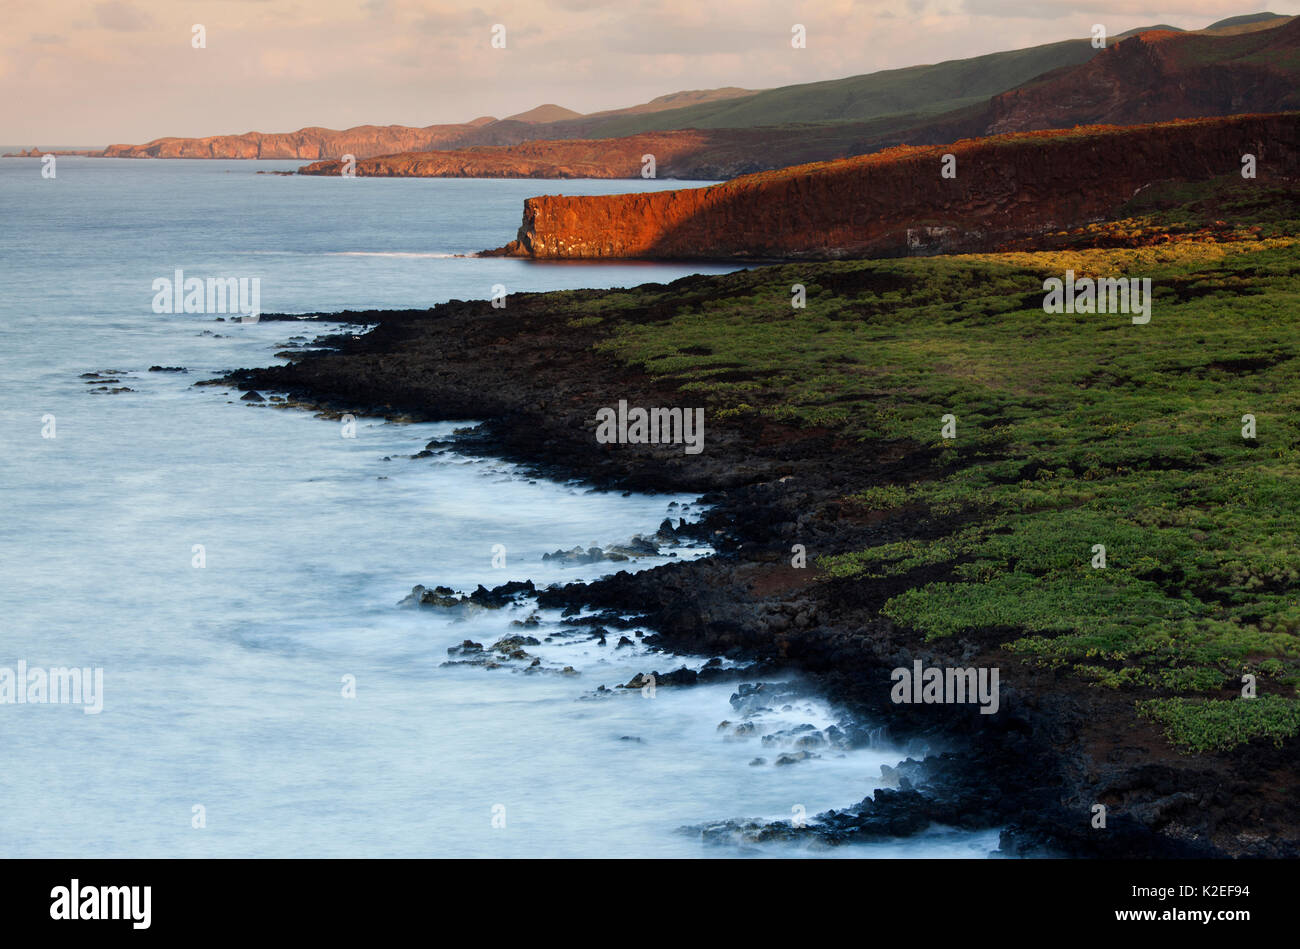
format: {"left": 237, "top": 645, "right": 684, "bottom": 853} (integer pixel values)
{"left": 0, "top": 157, "right": 998, "bottom": 857}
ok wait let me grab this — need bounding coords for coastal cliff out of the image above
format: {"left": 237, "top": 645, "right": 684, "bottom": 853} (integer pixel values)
{"left": 299, "top": 131, "right": 717, "bottom": 179}
{"left": 485, "top": 113, "right": 1300, "bottom": 260}
{"left": 296, "top": 127, "right": 892, "bottom": 180}
{"left": 98, "top": 119, "right": 497, "bottom": 160}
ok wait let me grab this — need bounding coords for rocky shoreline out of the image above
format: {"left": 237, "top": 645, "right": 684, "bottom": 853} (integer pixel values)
{"left": 220, "top": 283, "right": 1299, "bottom": 857}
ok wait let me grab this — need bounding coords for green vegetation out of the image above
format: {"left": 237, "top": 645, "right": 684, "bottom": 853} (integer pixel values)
{"left": 1121, "top": 177, "right": 1300, "bottom": 233}
{"left": 1139, "top": 694, "right": 1300, "bottom": 752}
{"left": 580, "top": 218, "right": 1300, "bottom": 753}
{"left": 577, "top": 40, "right": 1098, "bottom": 136}
{"left": 1205, "top": 13, "right": 1290, "bottom": 32}
{"left": 1176, "top": 24, "right": 1300, "bottom": 75}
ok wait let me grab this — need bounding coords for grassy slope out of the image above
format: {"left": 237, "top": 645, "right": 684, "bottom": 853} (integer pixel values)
{"left": 548, "top": 16, "right": 1294, "bottom": 141}
{"left": 1170, "top": 19, "right": 1300, "bottom": 71}
{"left": 533, "top": 17, "right": 1297, "bottom": 156}
{"left": 1207, "top": 12, "right": 1290, "bottom": 30}
{"left": 576, "top": 40, "right": 1097, "bottom": 137}
{"left": 570, "top": 182, "right": 1300, "bottom": 754}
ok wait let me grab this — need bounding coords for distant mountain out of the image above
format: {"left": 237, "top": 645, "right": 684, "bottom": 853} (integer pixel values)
{"left": 1111, "top": 10, "right": 1292, "bottom": 38}
{"left": 499, "top": 93, "right": 763, "bottom": 123}
{"left": 503, "top": 104, "right": 583, "bottom": 123}
{"left": 1209, "top": 12, "right": 1288, "bottom": 29}
{"left": 1115, "top": 24, "right": 1185, "bottom": 39}
{"left": 586, "top": 87, "right": 759, "bottom": 117}
{"left": 98, "top": 117, "right": 498, "bottom": 160}
{"left": 1202, "top": 12, "right": 1294, "bottom": 34}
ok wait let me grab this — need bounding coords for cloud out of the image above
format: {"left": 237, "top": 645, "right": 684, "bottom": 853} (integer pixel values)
{"left": 601, "top": 14, "right": 813, "bottom": 57}
{"left": 94, "top": 1, "right": 153, "bottom": 31}
{"left": 550, "top": 0, "right": 622, "bottom": 9}
{"left": 410, "top": 7, "right": 492, "bottom": 33}
{"left": 256, "top": 47, "right": 329, "bottom": 81}
{"left": 960, "top": 0, "right": 1258, "bottom": 20}
{"left": 8, "top": 0, "right": 1281, "bottom": 144}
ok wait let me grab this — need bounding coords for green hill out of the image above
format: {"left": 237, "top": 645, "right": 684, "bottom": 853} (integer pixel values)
{"left": 1209, "top": 11, "right": 1288, "bottom": 29}
{"left": 522, "top": 15, "right": 1295, "bottom": 141}
{"left": 566, "top": 39, "right": 1099, "bottom": 137}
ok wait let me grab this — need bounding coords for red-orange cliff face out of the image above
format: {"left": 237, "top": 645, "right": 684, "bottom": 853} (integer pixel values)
{"left": 100, "top": 119, "right": 496, "bottom": 159}
{"left": 484, "top": 113, "right": 1300, "bottom": 260}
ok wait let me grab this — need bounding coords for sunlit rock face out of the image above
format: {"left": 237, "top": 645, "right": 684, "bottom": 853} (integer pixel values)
{"left": 491, "top": 113, "right": 1300, "bottom": 260}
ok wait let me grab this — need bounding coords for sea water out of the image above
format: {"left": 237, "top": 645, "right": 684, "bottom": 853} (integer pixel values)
{"left": 0, "top": 158, "right": 998, "bottom": 857}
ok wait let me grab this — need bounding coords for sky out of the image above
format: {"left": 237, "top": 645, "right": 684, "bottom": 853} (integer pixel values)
{"left": 0, "top": 0, "right": 1287, "bottom": 145}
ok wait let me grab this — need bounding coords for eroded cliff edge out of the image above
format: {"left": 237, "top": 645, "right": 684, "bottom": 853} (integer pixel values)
{"left": 484, "top": 114, "right": 1300, "bottom": 260}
